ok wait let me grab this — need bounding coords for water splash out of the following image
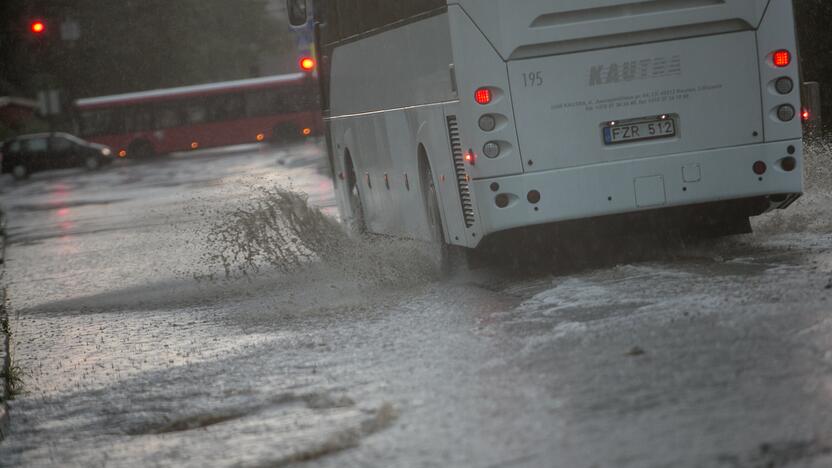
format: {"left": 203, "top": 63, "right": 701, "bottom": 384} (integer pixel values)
{"left": 200, "top": 187, "right": 441, "bottom": 287}
{"left": 803, "top": 137, "right": 832, "bottom": 191}
{"left": 202, "top": 187, "right": 350, "bottom": 278}
{"left": 753, "top": 138, "right": 832, "bottom": 234}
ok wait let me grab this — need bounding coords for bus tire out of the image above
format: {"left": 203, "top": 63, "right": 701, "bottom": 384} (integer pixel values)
{"left": 344, "top": 152, "right": 366, "bottom": 235}
{"left": 12, "top": 164, "right": 29, "bottom": 180}
{"left": 421, "top": 154, "right": 456, "bottom": 275}
{"left": 128, "top": 140, "right": 155, "bottom": 159}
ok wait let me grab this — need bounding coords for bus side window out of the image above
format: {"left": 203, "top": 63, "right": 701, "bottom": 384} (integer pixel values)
{"left": 360, "top": 0, "right": 381, "bottom": 32}
{"left": 156, "top": 106, "right": 183, "bottom": 129}
{"left": 80, "top": 111, "right": 98, "bottom": 137}
{"left": 419, "top": 0, "right": 445, "bottom": 14}
{"left": 125, "top": 105, "right": 153, "bottom": 133}
{"left": 81, "top": 110, "right": 108, "bottom": 137}
{"left": 336, "top": 0, "right": 360, "bottom": 38}
{"left": 185, "top": 101, "right": 207, "bottom": 124}
{"left": 318, "top": 0, "right": 340, "bottom": 44}
{"left": 405, "top": 0, "right": 444, "bottom": 18}
{"left": 207, "top": 94, "right": 245, "bottom": 122}
{"left": 378, "top": 2, "right": 402, "bottom": 28}
{"left": 245, "top": 89, "right": 281, "bottom": 117}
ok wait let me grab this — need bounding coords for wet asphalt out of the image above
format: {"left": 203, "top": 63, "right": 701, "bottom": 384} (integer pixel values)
{"left": 0, "top": 142, "right": 831, "bottom": 468}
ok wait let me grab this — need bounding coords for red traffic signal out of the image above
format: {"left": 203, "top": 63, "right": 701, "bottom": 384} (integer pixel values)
{"left": 299, "top": 57, "right": 316, "bottom": 72}
{"left": 30, "top": 20, "right": 46, "bottom": 34}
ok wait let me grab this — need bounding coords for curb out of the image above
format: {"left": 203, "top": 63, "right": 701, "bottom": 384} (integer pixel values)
{"left": 0, "top": 210, "right": 8, "bottom": 441}
{"left": 1, "top": 289, "right": 8, "bottom": 442}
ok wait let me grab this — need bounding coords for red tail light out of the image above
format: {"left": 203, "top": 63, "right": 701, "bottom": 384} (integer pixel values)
{"left": 773, "top": 50, "right": 791, "bottom": 68}
{"left": 475, "top": 88, "right": 492, "bottom": 105}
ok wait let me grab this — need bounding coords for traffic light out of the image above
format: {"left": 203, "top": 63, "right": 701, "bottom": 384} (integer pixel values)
{"left": 30, "top": 20, "right": 46, "bottom": 35}
{"left": 299, "top": 57, "right": 316, "bottom": 72}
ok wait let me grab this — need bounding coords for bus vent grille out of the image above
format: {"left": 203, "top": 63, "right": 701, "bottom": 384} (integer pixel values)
{"left": 447, "top": 116, "right": 475, "bottom": 228}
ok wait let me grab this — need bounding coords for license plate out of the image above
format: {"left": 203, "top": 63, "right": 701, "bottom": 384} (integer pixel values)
{"left": 603, "top": 118, "right": 676, "bottom": 145}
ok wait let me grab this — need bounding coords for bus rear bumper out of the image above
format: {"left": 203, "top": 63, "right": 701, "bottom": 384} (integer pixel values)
{"left": 471, "top": 140, "right": 804, "bottom": 238}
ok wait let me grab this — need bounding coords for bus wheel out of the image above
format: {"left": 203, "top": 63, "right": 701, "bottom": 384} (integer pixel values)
{"left": 345, "top": 154, "right": 366, "bottom": 235}
{"left": 12, "top": 164, "right": 29, "bottom": 180}
{"left": 423, "top": 161, "right": 454, "bottom": 275}
{"left": 128, "top": 140, "right": 155, "bottom": 159}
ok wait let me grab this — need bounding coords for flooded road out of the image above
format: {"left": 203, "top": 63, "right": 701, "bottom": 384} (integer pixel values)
{"left": 1, "top": 142, "right": 832, "bottom": 467}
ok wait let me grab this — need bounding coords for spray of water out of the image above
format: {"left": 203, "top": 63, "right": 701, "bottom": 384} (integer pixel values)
{"left": 202, "top": 187, "right": 349, "bottom": 277}
{"left": 200, "top": 187, "right": 441, "bottom": 287}
{"left": 753, "top": 138, "right": 832, "bottom": 234}
{"left": 198, "top": 138, "right": 831, "bottom": 282}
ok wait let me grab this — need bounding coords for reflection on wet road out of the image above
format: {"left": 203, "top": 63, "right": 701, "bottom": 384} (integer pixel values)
{"left": 1, "top": 142, "right": 832, "bottom": 467}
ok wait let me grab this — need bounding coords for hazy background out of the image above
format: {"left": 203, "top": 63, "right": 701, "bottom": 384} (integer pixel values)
{"left": 0, "top": 0, "right": 829, "bottom": 138}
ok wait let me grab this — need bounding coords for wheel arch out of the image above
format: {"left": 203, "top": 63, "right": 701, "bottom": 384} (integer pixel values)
{"left": 416, "top": 140, "right": 451, "bottom": 245}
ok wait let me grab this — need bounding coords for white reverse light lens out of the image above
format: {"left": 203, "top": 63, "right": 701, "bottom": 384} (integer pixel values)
{"left": 101, "top": 148, "right": 112, "bottom": 156}
{"left": 478, "top": 115, "right": 496, "bottom": 132}
{"left": 777, "top": 104, "right": 795, "bottom": 122}
{"left": 774, "top": 77, "right": 793, "bottom": 95}
{"left": 483, "top": 142, "right": 500, "bottom": 159}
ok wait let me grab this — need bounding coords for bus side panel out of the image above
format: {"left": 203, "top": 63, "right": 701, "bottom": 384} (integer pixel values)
{"left": 328, "top": 14, "right": 455, "bottom": 117}
{"left": 329, "top": 105, "right": 469, "bottom": 245}
{"left": 326, "top": 11, "right": 476, "bottom": 246}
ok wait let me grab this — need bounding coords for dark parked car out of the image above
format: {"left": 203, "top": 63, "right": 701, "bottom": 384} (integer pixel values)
{"left": 1, "top": 132, "right": 113, "bottom": 180}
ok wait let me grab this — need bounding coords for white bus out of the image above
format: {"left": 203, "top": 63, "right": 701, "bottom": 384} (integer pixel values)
{"left": 288, "top": 0, "right": 804, "bottom": 261}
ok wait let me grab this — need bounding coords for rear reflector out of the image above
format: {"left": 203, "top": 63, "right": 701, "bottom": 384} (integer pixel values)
{"left": 773, "top": 50, "right": 791, "bottom": 67}
{"left": 780, "top": 157, "right": 797, "bottom": 172}
{"left": 753, "top": 161, "right": 767, "bottom": 175}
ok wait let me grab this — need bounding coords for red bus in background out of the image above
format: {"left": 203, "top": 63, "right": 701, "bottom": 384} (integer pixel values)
{"left": 74, "top": 73, "right": 321, "bottom": 158}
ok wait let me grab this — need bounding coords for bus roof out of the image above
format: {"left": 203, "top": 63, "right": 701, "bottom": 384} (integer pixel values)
{"left": 76, "top": 73, "right": 308, "bottom": 110}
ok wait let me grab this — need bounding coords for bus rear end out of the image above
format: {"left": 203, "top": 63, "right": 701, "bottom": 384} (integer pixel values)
{"left": 450, "top": 0, "right": 802, "bottom": 241}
